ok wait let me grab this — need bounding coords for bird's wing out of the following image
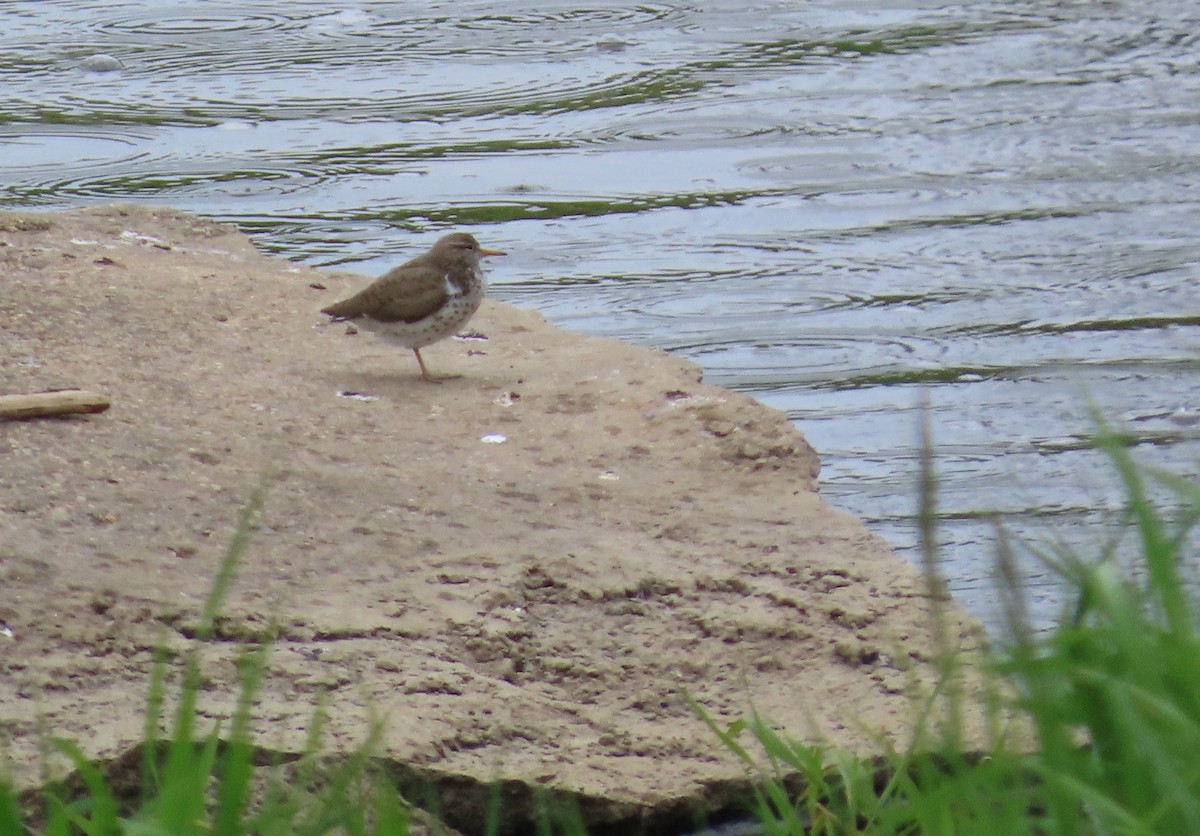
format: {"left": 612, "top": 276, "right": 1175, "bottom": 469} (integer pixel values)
{"left": 321, "top": 263, "right": 447, "bottom": 323}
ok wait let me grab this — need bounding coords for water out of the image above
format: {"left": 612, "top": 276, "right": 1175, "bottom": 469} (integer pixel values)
{"left": 3, "top": 0, "right": 1199, "bottom": 633}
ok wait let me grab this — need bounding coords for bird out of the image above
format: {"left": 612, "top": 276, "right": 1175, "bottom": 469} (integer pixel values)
{"left": 321, "top": 232, "right": 506, "bottom": 382}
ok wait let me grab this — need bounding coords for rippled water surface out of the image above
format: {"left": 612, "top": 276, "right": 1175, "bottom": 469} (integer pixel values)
{"left": 4, "top": 0, "right": 1199, "bottom": 631}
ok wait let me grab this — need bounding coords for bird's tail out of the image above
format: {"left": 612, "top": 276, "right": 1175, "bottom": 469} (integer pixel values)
{"left": 321, "top": 298, "right": 360, "bottom": 318}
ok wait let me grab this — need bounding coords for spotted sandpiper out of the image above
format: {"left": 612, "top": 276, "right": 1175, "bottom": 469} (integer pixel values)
{"left": 321, "top": 232, "right": 506, "bottom": 382}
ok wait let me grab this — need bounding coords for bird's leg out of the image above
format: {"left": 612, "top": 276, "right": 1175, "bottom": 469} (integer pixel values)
{"left": 412, "top": 348, "right": 461, "bottom": 383}
{"left": 413, "top": 348, "right": 440, "bottom": 383}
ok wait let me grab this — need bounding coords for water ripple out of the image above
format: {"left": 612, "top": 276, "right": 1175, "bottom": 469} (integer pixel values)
{"left": 96, "top": 11, "right": 297, "bottom": 36}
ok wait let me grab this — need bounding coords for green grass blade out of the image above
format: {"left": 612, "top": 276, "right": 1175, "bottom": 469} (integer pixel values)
{"left": 0, "top": 780, "right": 23, "bottom": 835}
{"left": 140, "top": 643, "right": 170, "bottom": 801}
{"left": 43, "top": 794, "right": 82, "bottom": 836}
{"left": 51, "top": 739, "right": 119, "bottom": 835}
{"left": 195, "top": 476, "right": 269, "bottom": 642}
{"left": 484, "top": 778, "right": 502, "bottom": 836}
{"left": 214, "top": 639, "right": 273, "bottom": 835}
{"left": 683, "top": 691, "right": 755, "bottom": 766}
{"left": 371, "top": 776, "right": 411, "bottom": 835}
{"left": 1090, "top": 412, "right": 1188, "bottom": 639}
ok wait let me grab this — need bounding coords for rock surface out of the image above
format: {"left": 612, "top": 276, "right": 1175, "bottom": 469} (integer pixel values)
{"left": 0, "top": 205, "right": 982, "bottom": 830}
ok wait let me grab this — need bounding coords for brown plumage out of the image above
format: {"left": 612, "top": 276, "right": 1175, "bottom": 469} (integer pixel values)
{"left": 321, "top": 232, "right": 505, "bottom": 382}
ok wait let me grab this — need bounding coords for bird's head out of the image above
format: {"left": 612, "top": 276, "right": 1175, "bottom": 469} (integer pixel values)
{"left": 433, "top": 233, "right": 506, "bottom": 267}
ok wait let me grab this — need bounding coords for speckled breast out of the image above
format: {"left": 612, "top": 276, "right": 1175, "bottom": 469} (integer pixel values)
{"left": 412, "top": 282, "right": 484, "bottom": 348}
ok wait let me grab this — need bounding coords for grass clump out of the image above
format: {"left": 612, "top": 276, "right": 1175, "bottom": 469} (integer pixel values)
{"left": 695, "top": 414, "right": 1200, "bottom": 833}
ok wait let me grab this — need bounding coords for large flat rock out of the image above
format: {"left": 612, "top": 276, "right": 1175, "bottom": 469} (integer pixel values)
{"left": 0, "top": 205, "right": 982, "bottom": 828}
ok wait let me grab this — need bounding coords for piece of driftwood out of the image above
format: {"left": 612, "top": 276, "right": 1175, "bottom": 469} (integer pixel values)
{"left": 0, "top": 389, "right": 111, "bottom": 420}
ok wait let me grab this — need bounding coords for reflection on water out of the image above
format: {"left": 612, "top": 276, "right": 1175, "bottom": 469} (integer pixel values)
{"left": 3, "top": 0, "right": 1199, "bottom": 632}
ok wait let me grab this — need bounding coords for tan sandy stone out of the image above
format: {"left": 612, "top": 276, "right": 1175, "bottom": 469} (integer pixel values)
{"left": 0, "top": 204, "right": 986, "bottom": 829}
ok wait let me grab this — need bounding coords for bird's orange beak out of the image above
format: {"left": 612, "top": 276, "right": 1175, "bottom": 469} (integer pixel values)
{"left": 481, "top": 248, "right": 507, "bottom": 257}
